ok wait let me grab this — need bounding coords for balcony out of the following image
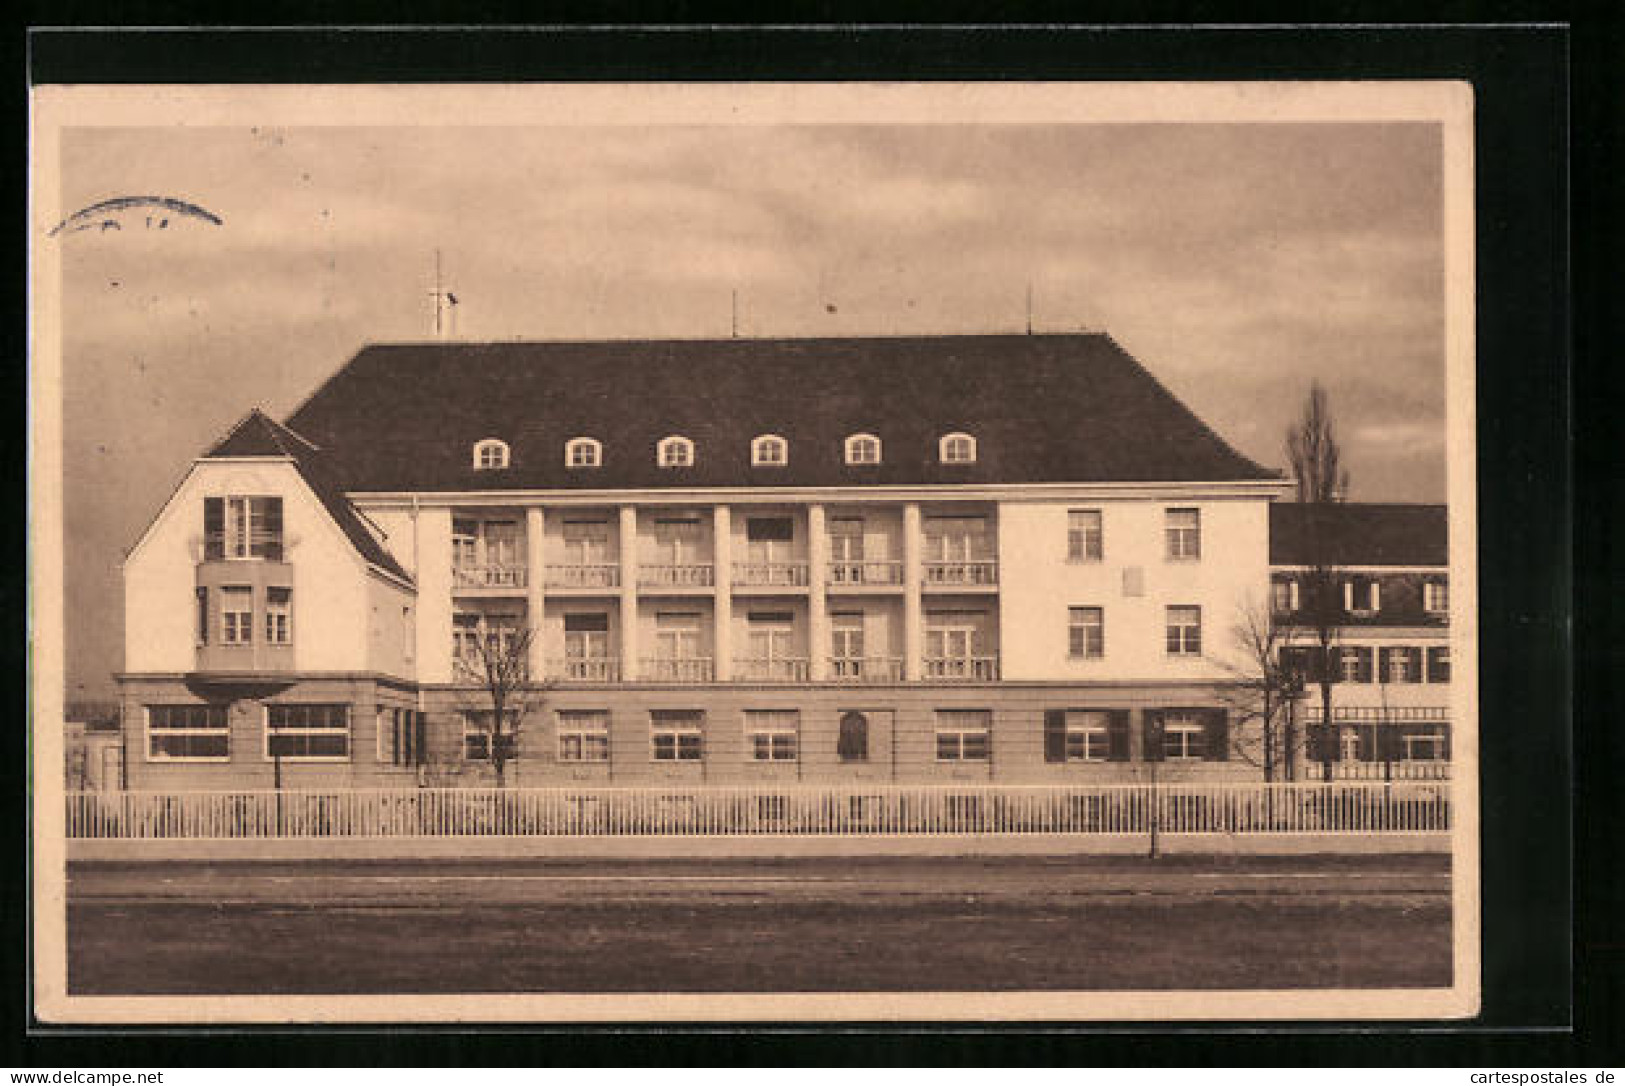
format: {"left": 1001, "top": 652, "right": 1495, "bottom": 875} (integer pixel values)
{"left": 732, "top": 562, "right": 809, "bottom": 588}
{"left": 922, "top": 560, "right": 998, "bottom": 587}
{"left": 827, "top": 561, "right": 904, "bottom": 587}
{"left": 638, "top": 563, "right": 715, "bottom": 589}
{"left": 922, "top": 656, "right": 1000, "bottom": 681}
{"left": 733, "top": 657, "right": 810, "bottom": 682}
{"left": 828, "top": 656, "right": 904, "bottom": 682}
{"left": 545, "top": 564, "right": 621, "bottom": 590}
{"left": 452, "top": 563, "right": 528, "bottom": 590}
{"left": 549, "top": 657, "right": 621, "bottom": 683}
{"left": 640, "top": 657, "right": 715, "bottom": 683}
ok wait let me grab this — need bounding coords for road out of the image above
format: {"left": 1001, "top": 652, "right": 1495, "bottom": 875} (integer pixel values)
{"left": 67, "top": 853, "right": 1452, "bottom": 995}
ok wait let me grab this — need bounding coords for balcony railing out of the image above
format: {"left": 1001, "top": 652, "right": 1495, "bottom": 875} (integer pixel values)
{"left": 923, "top": 560, "right": 998, "bottom": 586}
{"left": 828, "top": 656, "right": 905, "bottom": 682}
{"left": 549, "top": 658, "right": 621, "bottom": 683}
{"left": 640, "top": 657, "right": 715, "bottom": 683}
{"left": 545, "top": 564, "right": 620, "bottom": 589}
{"left": 922, "top": 656, "right": 1000, "bottom": 681}
{"left": 452, "top": 563, "right": 528, "bottom": 589}
{"left": 732, "top": 561, "right": 809, "bottom": 587}
{"left": 638, "top": 563, "right": 715, "bottom": 588}
{"left": 733, "top": 657, "right": 810, "bottom": 682}
{"left": 827, "top": 560, "right": 904, "bottom": 586}
{"left": 1323, "top": 760, "right": 1451, "bottom": 782}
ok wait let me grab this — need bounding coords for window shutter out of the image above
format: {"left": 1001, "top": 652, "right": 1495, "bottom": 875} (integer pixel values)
{"left": 1427, "top": 646, "right": 1450, "bottom": 683}
{"left": 1327, "top": 647, "right": 1343, "bottom": 683}
{"left": 414, "top": 711, "right": 427, "bottom": 766}
{"left": 1203, "top": 709, "right": 1229, "bottom": 762}
{"left": 1407, "top": 647, "right": 1425, "bottom": 684}
{"left": 1359, "top": 647, "right": 1375, "bottom": 683}
{"left": 1107, "top": 710, "right": 1131, "bottom": 762}
{"left": 1441, "top": 725, "right": 1452, "bottom": 761}
{"left": 1356, "top": 725, "right": 1376, "bottom": 762}
{"left": 1374, "top": 723, "right": 1397, "bottom": 762}
{"left": 1141, "top": 711, "right": 1164, "bottom": 761}
{"left": 1043, "top": 710, "right": 1067, "bottom": 763}
{"left": 1306, "top": 724, "right": 1327, "bottom": 763}
{"left": 203, "top": 497, "right": 224, "bottom": 560}
{"left": 1378, "top": 648, "right": 1392, "bottom": 683}
{"left": 260, "top": 497, "right": 284, "bottom": 561}
{"left": 195, "top": 586, "right": 209, "bottom": 644}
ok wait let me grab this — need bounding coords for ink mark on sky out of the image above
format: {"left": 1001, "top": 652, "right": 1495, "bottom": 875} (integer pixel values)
{"left": 48, "top": 196, "right": 223, "bottom": 238}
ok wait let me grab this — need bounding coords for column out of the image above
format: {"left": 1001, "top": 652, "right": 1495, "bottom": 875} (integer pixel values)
{"left": 413, "top": 506, "right": 453, "bottom": 684}
{"left": 902, "top": 502, "right": 923, "bottom": 681}
{"left": 525, "top": 506, "right": 546, "bottom": 680}
{"left": 618, "top": 505, "right": 640, "bottom": 680}
{"left": 713, "top": 505, "right": 732, "bottom": 682}
{"left": 807, "top": 503, "right": 828, "bottom": 681}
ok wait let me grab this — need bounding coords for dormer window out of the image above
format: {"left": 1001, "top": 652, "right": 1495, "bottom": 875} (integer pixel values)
{"left": 845, "top": 433, "right": 882, "bottom": 466}
{"left": 751, "top": 434, "right": 788, "bottom": 467}
{"left": 565, "top": 437, "right": 602, "bottom": 469}
{"left": 472, "top": 438, "right": 510, "bottom": 470}
{"left": 939, "top": 432, "right": 977, "bottom": 464}
{"left": 658, "top": 435, "right": 694, "bottom": 468}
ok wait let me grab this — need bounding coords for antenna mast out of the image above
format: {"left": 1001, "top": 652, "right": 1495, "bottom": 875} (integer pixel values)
{"left": 1025, "top": 281, "right": 1033, "bottom": 335}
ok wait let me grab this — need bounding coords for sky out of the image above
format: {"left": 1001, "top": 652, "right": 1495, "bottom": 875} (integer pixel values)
{"left": 53, "top": 120, "right": 1446, "bottom": 702}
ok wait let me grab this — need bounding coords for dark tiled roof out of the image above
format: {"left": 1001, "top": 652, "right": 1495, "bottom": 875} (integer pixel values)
{"left": 205, "top": 410, "right": 412, "bottom": 583}
{"left": 284, "top": 334, "right": 1279, "bottom": 492}
{"left": 1270, "top": 502, "right": 1448, "bottom": 567}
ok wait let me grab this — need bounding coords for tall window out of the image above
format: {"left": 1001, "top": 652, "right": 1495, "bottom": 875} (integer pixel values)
{"left": 453, "top": 611, "right": 520, "bottom": 666}
{"left": 265, "top": 704, "right": 349, "bottom": 761}
{"left": 751, "top": 434, "right": 788, "bottom": 466}
{"left": 925, "top": 611, "right": 988, "bottom": 678}
{"left": 651, "top": 710, "right": 703, "bottom": 761}
{"left": 472, "top": 438, "right": 510, "bottom": 470}
{"left": 561, "top": 519, "right": 611, "bottom": 566}
{"left": 195, "top": 587, "right": 209, "bottom": 644}
{"left": 146, "top": 704, "right": 229, "bottom": 761}
{"left": 935, "top": 709, "right": 991, "bottom": 761}
{"left": 830, "top": 612, "right": 865, "bottom": 674}
{"left": 563, "top": 613, "right": 611, "bottom": 662}
{"left": 1424, "top": 580, "right": 1450, "bottom": 614}
{"left": 557, "top": 710, "right": 611, "bottom": 762}
{"left": 652, "top": 518, "right": 702, "bottom": 565}
{"left": 745, "top": 517, "right": 795, "bottom": 565}
{"left": 1068, "top": 606, "right": 1104, "bottom": 659}
{"left": 657, "top": 435, "right": 694, "bottom": 467}
{"left": 205, "top": 495, "right": 283, "bottom": 560}
{"left": 923, "top": 516, "right": 988, "bottom": 569}
{"left": 746, "top": 611, "right": 796, "bottom": 668}
{"left": 1165, "top": 508, "right": 1201, "bottom": 560}
{"left": 654, "top": 611, "right": 704, "bottom": 664}
{"left": 220, "top": 586, "right": 253, "bottom": 645}
{"left": 744, "top": 710, "right": 799, "bottom": 762}
{"left": 565, "top": 437, "right": 602, "bottom": 468}
{"left": 938, "top": 432, "right": 977, "bottom": 464}
{"left": 1165, "top": 605, "right": 1202, "bottom": 656}
{"left": 837, "top": 711, "right": 869, "bottom": 762}
{"left": 265, "top": 586, "right": 292, "bottom": 645}
{"left": 1067, "top": 509, "right": 1103, "bottom": 562}
{"left": 844, "top": 433, "right": 882, "bottom": 465}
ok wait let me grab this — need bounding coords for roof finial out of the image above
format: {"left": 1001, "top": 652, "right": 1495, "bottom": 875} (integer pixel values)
{"left": 429, "top": 248, "right": 459, "bottom": 338}
{"left": 731, "top": 288, "right": 739, "bottom": 338}
{"left": 1025, "top": 281, "right": 1033, "bottom": 335}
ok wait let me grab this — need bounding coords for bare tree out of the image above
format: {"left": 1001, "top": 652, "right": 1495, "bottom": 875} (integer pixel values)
{"left": 1212, "top": 597, "right": 1306, "bottom": 781}
{"left": 1286, "top": 381, "right": 1350, "bottom": 783}
{"left": 455, "top": 618, "right": 550, "bottom": 787}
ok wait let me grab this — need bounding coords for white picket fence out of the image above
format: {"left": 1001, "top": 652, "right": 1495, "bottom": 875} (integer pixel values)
{"left": 65, "top": 782, "right": 1450, "bottom": 840}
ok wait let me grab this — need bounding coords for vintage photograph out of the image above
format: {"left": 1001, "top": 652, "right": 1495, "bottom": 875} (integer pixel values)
{"left": 30, "top": 82, "right": 1477, "bottom": 1022}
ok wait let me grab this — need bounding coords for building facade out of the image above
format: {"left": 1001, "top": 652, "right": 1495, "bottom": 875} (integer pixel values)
{"left": 114, "top": 334, "right": 1447, "bottom": 790}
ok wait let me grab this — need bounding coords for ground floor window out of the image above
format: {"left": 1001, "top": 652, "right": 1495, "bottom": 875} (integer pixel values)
{"left": 1159, "top": 712, "right": 1206, "bottom": 760}
{"left": 146, "top": 704, "right": 229, "bottom": 761}
{"left": 463, "top": 711, "right": 519, "bottom": 762}
{"left": 651, "top": 710, "right": 704, "bottom": 761}
{"left": 378, "top": 707, "right": 425, "bottom": 767}
{"left": 265, "top": 704, "right": 350, "bottom": 761}
{"left": 744, "top": 710, "right": 799, "bottom": 762}
{"left": 1402, "top": 728, "right": 1447, "bottom": 761}
{"left": 557, "top": 710, "right": 611, "bottom": 762}
{"left": 935, "top": 709, "right": 991, "bottom": 761}
{"left": 838, "top": 711, "right": 869, "bottom": 762}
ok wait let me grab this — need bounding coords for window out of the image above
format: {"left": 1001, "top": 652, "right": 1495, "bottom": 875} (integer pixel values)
{"left": 265, "top": 704, "right": 349, "bottom": 761}
{"left": 935, "top": 709, "right": 991, "bottom": 761}
{"left": 265, "top": 586, "right": 292, "bottom": 645}
{"left": 1344, "top": 577, "right": 1382, "bottom": 614}
{"left": 1272, "top": 579, "right": 1300, "bottom": 613}
{"left": 220, "top": 586, "right": 253, "bottom": 645}
{"left": 402, "top": 606, "right": 415, "bottom": 664}
{"left": 837, "top": 711, "right": 869, "bottom": 762}
{"left": 472, "top": 438, "right": 510, "bottom": 470}
{"left": 925, "top": 611, "right": 990, "bottom": 678}
{"left": 146, "top": 704, "right": 229, "bottom": 761}
{"left": 379, "top": 707, "right": 425, "bottom": 768}
{"left": 652, "top": 518, "right": 702, "bottom": 564}
{"left": 1165, "top": 605, "right": 1202, "bottom": 656}
{"left": 830, "top": 611, "right": 866, "bottom": 673}
{"left": 1426, "top": 646, "right": 1451, "bottom": 683}
{"left": 1424, "top": 580, "right": 1450, "bottom": 614}
{"left": 745, "top": 517, "right": 795, "bottom": 563}
{"left": 1403, "top": 727, "right": 1447, "bottom": 762}
{"left": 1160, "top": 712, "right": 1206, "bottom": 761}
{"left": 1067, "top": 510, "right": 1103, "bottom": 562}
{"left": 453, "top": 611, "right": 521, "bottom": 669}
{"left": 557, "top": 710, "right": 610, "bottom": 762}
{"left": 195, "top": 587, "right": 209, "bottom": 645}
{"left": 1381, "top": 646, "right": 1423, "bottom": 684}
{"left": 563, "top": 613, "right": 611, "bottom": 664}
{"left": 1337, "top": 646, "right": 1374, "bottom": 683}
{"left": 844, "top": 433, "right": 882, "bottom": 465}
{"left": 651, "top": 710, "right": 703, "bottom": 761}
{"left": 1068, "top": 606, "right": 1104, "bottom": 659}
{"left": 204, "top": 495, "right": 283, "bottom": 560}
{"left": 657, "top": 435, "right": 694, "bottom": 468}
{"left": 565, "top": 437, "right": 602, "bottom": 468}
{"left": 938, "top": 432, "right": 977, "bottom": 464}
{"left": 1063, "top": 710, "right": 1111, "bottom": 761}
{"left": 923, "top": 516, "right": 989, "bottom": 571}
{"left": 463, "top": 711, "right": 518, "bottom": 762}
{"left": 745, "top": 710, "right": 799, "bottom": 762}
{"left": 751, "top": 434, "right": 788, "bottom": 466}
{"left": 654, "top": 611, "right": 704, "bottom": 661}
{"left": 1165, "top": 508, "right": 1200, "bottom": 560}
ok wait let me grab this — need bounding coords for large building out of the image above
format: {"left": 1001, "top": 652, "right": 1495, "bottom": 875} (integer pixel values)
{"left": 114, "top": 333, "right": 1446, "bottom": 790}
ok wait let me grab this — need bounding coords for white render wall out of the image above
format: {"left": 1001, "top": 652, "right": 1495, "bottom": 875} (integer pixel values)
{"left": 124, "top": 460, "right": 386, "bottom": 675}
{"left": 997, "top": 497, "right": 1272, "bottom": 682}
